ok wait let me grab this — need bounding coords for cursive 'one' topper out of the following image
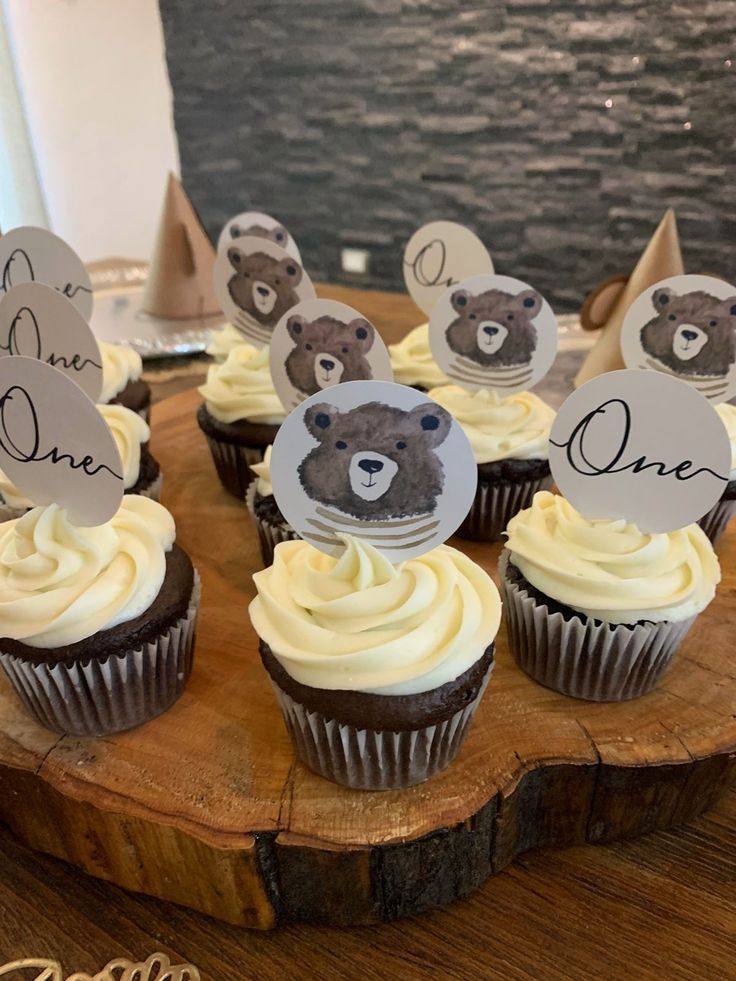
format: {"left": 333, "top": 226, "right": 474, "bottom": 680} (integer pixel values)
{"left": 620, "top": 274, "right": 736, "bottom": 404}
{"left": 402, "top": 221, "right": 494, "bottom": 318}
{"left": 0, "top": 283, "right": 103, "bottom": 400}
{"left": 0, "top": 950, "right": 200, "bottom": 980}
{"left": 216, "top": 209, "right": 302, "bottom": 262}
{"left": 428, "top": 273, "right": 558, "bottom": 396}
{"left": 270, "top": 380, "right": 477, "bottom": 562}
{"left": 268, "top": 298, "right": 393, "bottom": 410}
{"left": 213, "top": 236, "right": 316, "bottom": 347}
{"left": 0, "top": 227, "right": 93, "bottom": 320}
{"left": 0, "top": 357, "right": 124, "bottom": 526}
{"left": 549, "top": 369, "right": 730, "bottom": 533}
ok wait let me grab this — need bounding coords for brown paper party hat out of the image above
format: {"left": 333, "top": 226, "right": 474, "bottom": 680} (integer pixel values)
{"left": 141, "top": 173, "right": 220, "bottom": 320}
{"left": 575, "top": 209, "right": 684, "bottom": 386}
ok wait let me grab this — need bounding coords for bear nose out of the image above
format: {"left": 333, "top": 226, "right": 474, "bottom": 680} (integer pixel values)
{"left": 256, "top": 285, "right": 271, "bottom": 297}
{"left": 682, "top": 329, "right": 698, "bottom": 341}
{"left": 358, "top": 459, "right": 384, "bottom": 475}
{"left": 483, "top": 325, "right": 499, "bottom": 336}
{"left": 320, "top": 358, "right": 336, "bottom": 370}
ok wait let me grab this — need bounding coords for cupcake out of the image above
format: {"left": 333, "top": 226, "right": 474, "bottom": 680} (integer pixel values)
{"left": 99, "top": 340, "right": 151, "bottom": 422}
{"left": 250, "top": 534, "right": 501, "bottom": 790}
{"left": 245, "top": 446, "right": 299, "bottom": 566}
{"left": 197, "top": 344, "right": 286, "bottom": 499}
{"left": 429, "top": 385, "right": 555, "bottom": 541}
{"left": 500, "top": 491, "right": 720, "bottom": 701}
{"left": 698, "top": 401, "right": 736, "bottom": 544}
{"left": 388, "top": 323, "right": 448, "bottom": 392}
{"left": 206, "top": 322, "right": 250, "bottom": 363}
{"left": 0, "top": 404, "right": 161, "bottom": 521}
{"left": 0, "top": 495, "right": 199, "bottom": 736}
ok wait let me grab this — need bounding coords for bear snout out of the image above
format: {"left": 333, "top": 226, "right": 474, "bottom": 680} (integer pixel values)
{"left": 349, "top": 451, "right": 399, "bottom": 501}
{"left": 320, "top": 358, "right": 336, "bottom": 371}
{"left": 252, "top": 280, "right": 277, "bottom": 315}
{"left": 358, "top": 458, "right": 384, "bottom": 475}
{"left": 314, "top": 351, "right": 345, "bottom": 389}
{"left": 477, "top": 320, "right": 508, "bottom": 354}
{"left": 673, "top": 323, "right": 708, "bottom": 361}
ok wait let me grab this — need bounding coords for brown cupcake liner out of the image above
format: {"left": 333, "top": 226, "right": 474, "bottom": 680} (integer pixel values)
{"left": 456, "top": 473, "right": 553, "bottom": 542}
{"left": 269, "top": 663, "right": 493, "bottom": 791}
{"left": 0, "top": 502, "right": 30, "bottom": 523}
{"left": 499, "top": 553, "right": 694, "bottom": 701}
{"left": 136, "top": 471, "right": 163, "bottom": 503}
{"left": 202, "top": 432, "right": 264, "bottom": 499}
{"left": 245, "top": 483, "right": 300, "bottom": 567}
{"left": 0, "top": 572, "right": 200, "bottom": 737}
{"left": 697, "top": 497, "right": 736, "bottom": 546}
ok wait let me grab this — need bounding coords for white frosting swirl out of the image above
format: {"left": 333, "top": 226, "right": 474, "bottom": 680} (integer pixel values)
{"left": 206, "top": 323, "right": 250, "bottom": 363}
{"left": 99, "top": 340, "right": 143, "bottom": 403}
{"left": 0, "top": 496, "right": 175, "bottom": 648}
{"left": 505, "top": 491, "right": 720, "bottom": 624}
{"left": 250, "top": 445, "right": 273, "bottom": 497}
{"left": 249, "top": 534, "right": 501, "bottom": 695}
{"left": 0, "top": 470, "right": 32, "bottom": 510}
{"left": 389, "top": 323, "right": 448, "bottom": 389}
{"left": 715, "top": 402, "right": 736, "bottom": 478}
{"left": 199, "top": 344, "right": 285, "bottom": 425}
{"left": 97, "top": 403, "right": 150, "bottom": 489}
{"left": 428, "top": 385, "right": 555, "bottom": 463}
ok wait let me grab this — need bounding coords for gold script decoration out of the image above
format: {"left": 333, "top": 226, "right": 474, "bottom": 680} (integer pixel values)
{"left": 0, "top": 952, "right": 200, "bottom": 981}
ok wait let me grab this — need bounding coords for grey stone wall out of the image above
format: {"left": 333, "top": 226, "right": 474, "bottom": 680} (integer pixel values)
{"left": 159, "top": 0, "right": 735, "bottom": 312}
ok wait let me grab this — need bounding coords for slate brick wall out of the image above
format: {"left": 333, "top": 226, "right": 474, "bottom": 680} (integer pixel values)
{"left": 159, "top": 0, "right": 735, "bottom": 311}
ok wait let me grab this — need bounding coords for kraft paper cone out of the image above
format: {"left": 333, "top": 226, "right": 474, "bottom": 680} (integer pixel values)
{"left": 142, "top": 173, "right": 220, "bottom": 320}
{"left": 575, "top": 209, "right": 684, "bottom": 387}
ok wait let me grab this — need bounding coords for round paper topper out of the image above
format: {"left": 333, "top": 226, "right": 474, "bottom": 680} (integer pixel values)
{"left": 270, "top": 380, "right": 478, "bottom": 562}
{"left": 269, "top": 299, "right": 393, "bottom": 411}
{"left": 621, "top": 274, "right": 736, "bottom": 404}
{"left": 213, "top": 236, "right": 316, "bottom": 347}
{"left": 549, "top": 369, "right": 731, "bottom": 533}
{"left": 0, "top": 283, "right": 103, "bottom": 401}
{"left": 428, "top": 273, "right": 558, "bottom": 396}
{"left": 0, "top": 226, "right": 93, "bottom": 321}
{"left": 403, "top": 221, "right": 494, "bottom": 317}
{"left": 0, "top": 357, "right": 124, "bottom": 526}
{"left": 217, "top": 210, "right": 302, "bottom": 262}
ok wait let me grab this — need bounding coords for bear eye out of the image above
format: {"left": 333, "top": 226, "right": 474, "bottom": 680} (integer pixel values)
{"left": 286, "top": 265, "right": 297, "bottom": 276}
{"left": 396, "top": 440, "right": 407, "bottom": 449}
{"left": 469, "top": 313, "right": 476, "bottom": 320}
{"left": 342, "top": 346, "right": 349, "bottom": 353}
{"left": 709, "top": 320, "right": 717, "bottom": 327}
{"left": 276, "top": 232, "right": 284, "bottom": 241}
{"left": 274, "top": 278, "right": 281, "bottom": 286}
{"left": 507, "top": 313, "right": 514, "bottom": 321}
{"left": 668, "top": 314, "right": 676, "bottom": 321}
{"left": 335, "top": 440, "right": 347, "bottom": 449}
{"left": 306, "top": 344, "right": 313, "bottom": 351}
{"left": 243, "top": 271, "right": 250, "bottom": 278}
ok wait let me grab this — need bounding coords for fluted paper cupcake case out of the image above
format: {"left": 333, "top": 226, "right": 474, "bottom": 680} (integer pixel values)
{"left": 245, "top": 482, "right": 300, "bottom": 567}
{"left": 697, "top": 497, "right": 736, "bottom": 545}
{"left": 203, "top": 433, "right": 264, "bottom": 499}
{"left": 0, "top": 572, "right": 201, "bottom": 736}
{"left": 269, "top": 665, "right": 493, "bottom": 791}
{"left": 499, "top": 553, "right": 694, "bottom": 702}
{"left": 138, "top": 471, "right": 163, "bottom": 503}
{"left": 456, "top": 474, "right": 553, "bottom": 542}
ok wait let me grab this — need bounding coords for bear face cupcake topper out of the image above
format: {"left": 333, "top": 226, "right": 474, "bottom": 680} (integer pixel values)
{"left": 0, "top": 226, "right": 93, "bottom": 320}
{"left": 403, "top": 221, "right": 494, "bottom": 317}
{"left": 621, "top": 274, "right": 736, "bottom": 403}
{"left": 0, "top": 282, "right": 103, "bottom": 401}
{"left": 428, "top": 273, "right": 558, "bottom": 396}
{"left": 0, "top": 356, "right": 124, "bottom": 525}
{"left": 270, "top": 381, "right": 477, "bottom": 561}
{"left": 213, "top": 236, "right": 316, "bottom": 346}
{"left": 217, "top": 210, "right": 302, "bottom": 262}
{"left": 269, "top": 298, "right": 393, "bottom": 410}
{"left": 549, "top": 369, "right": 730, "bottom": 533}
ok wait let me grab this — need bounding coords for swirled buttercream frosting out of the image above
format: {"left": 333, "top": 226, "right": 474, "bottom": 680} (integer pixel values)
{"left": 504, "top": 491, "right": 720, "bottom": 624}
{"left": 99, "top": 340, "right": 143, "bottom": 403}
{"left": 250, "top": 445, "right": 273, "bottom": 497}
{"left": 715, "top": 402, "right": 736, "bottom": 478}
{"left": 97, "top": 403, "right": 150, "bottom": 489}
{"left": 0, "top": 495, "right": 175, "bottom": 647}
{"left": 428, "top": 385, "right": 555, "bottom": 464}
{"left": 389, "top": 323, "right": 448, "bottom": 389}
{"left": 206, "top": 323, "right": 250, "bottom": 362}
{"left": 199, "top": 344, "right": 285, "bottom": 425}
{"left": 249, "top": 534, "right": 501, "bottom": 695}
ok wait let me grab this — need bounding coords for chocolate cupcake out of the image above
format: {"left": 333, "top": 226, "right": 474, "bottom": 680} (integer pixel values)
{"left": 389, "top": 323, "right": 448, "bottom": 392}
{"left": 99, "top": 340, "right": 151, "bottom": 423}
{"left": 198, "top": 344, "right": 285, "bottom": 499}
{"left": 250, "top": 535, "right": 501, "bottom": 790}
{"left": 698, "top": 402, "right": 736, "bottom": 545}
{"left": 245, "top": 446, "right": 300, "bottom": 566}
{"left": 0, "top": 496, "right": 199, "bottom": 736}
{"left": 429, "top": 385, "right": 555, "bottom": 541}
{"left": 501, "top": 491, "right": 720, "bottom": 701}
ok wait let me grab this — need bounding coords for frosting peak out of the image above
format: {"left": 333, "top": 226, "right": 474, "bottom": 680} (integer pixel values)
{"left": 715, "top": 402, "right": 736, "bottom": 477}
{"left": 199, "top": 344, "right": 285, "bottom": 425}
{"left": 250, "top": 445, "right": 274, "bottom": 497}
{"left": 99, "top": 340, "right": 143, "bottom": 403}
{"left": 97, "top": 403, "right": 150, "bottom": 489}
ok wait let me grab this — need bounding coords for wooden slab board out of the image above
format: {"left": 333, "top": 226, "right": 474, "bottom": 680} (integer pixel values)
{"left": 0, "top": 385, "right": 734, "bottom": 929}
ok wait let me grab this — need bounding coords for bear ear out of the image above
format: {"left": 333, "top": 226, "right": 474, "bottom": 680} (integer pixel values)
{"left": 407, "top": 403, "right": 452, "bottom": 449}
{"left": 279, "top": 256, "right": 303, "bottom": 287}
{"left": 287, "top": 314, "right": 307, "bottom": 341}
{"left": 450, "top": 289, "right": 472, "bottom": 313}
{"left": 714, "top": 296, "right": 736, "bottom": 319}
{"left": 513, "top": 289, "right": 542, "bottom": 318}
{"left": 347, "top": 318, "right": 375, "bottom": 351}
{"left": 227, "top": 247, "right": 244, "bottom": 271}
{"left": 652, "top": 287, "right": 676, "bottom": 310}
{"left": 229, "top": 224, "right": 242, "bottom": 240}
{"left": 304, "top": 402, "right": 340, "bottom": 440}
{"left": 272, "top": 225, "right": 288, "bottom": 245}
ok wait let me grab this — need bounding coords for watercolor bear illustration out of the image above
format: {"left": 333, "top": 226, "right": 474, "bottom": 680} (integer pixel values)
{"left": 640, "top": 287, "right": 736, "bottom": 378}
{"left": 445, "top": 287, "right": 541, "bottom": 367}
{"left": 298, "top": 401, "right": 451, "bottom": 520}
{"left": 226, "top": 248, "right": 303, "bottom": 329}
{"left": 285, "top": 314, "right": 376, "bottom": 396}
{"left": 229, "top": 222, "right": 289, "bottom": 249}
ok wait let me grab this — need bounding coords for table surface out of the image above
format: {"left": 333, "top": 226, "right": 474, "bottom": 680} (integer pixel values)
{"left": 0, "top": 285, "right": 734, "bottom": 981}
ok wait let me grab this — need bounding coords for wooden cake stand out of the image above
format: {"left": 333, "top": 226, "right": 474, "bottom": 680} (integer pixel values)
{"left": 0, "top": 387, "right": 734, "bottom": 930}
